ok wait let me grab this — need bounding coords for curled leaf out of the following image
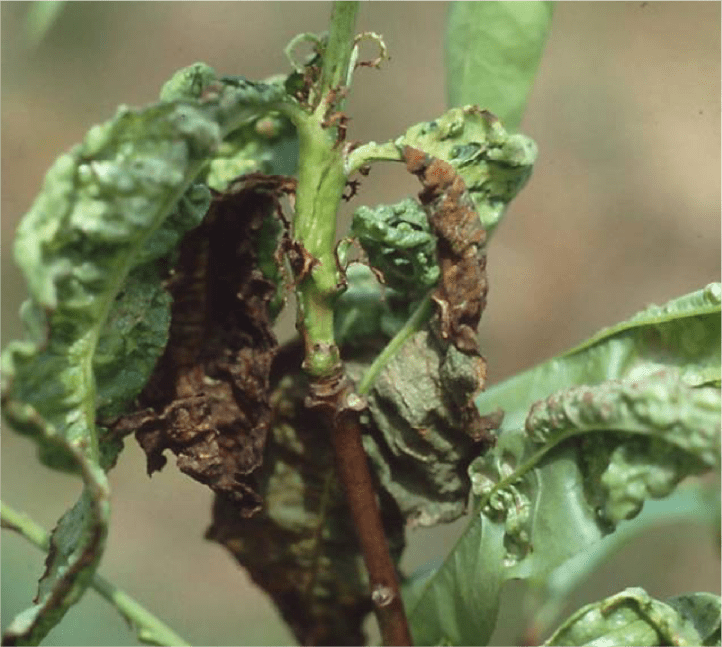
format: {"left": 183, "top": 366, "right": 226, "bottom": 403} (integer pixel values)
{"left": 108, "top": 175, "right": 294, "bottom": 516}
{"left": 1, "top": 97, "right": 220, "bottom": 644}
{"left": 358, "top": 330, "right": 497, "bottom": 528}
{"left": 347, "top": 106, "right": 536, "bottom": 237}
{"left": 2, "top": 58, "right": 302, "bottom": 642}
{"left": 352, "top": 197, "right": 439, "bottom": 298}
{"left": 206, "top": 355, "right": 405, "bottom": 646}
{"left": 398, "top": 106, "right": 536, "bottom": 234}
{"left": 405, "top": 286, "right": 721, "bottom": 645}
{"left": 542, "top": 587, "right": 704, "bottom": 647}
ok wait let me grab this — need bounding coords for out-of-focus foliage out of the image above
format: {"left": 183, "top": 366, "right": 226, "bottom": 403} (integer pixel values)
{"left": 445, "top": 1, "right": 555, "bottom": 130}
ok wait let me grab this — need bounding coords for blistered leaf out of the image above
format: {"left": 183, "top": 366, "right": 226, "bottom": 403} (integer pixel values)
{"left": 347, "top": 106, "right": 536, "bottom": 237}
{"left": 205, "top": 114, "right": 298, "bottom": 190}
{"left": 360, "top": 330, "right": 495, "bottom": 527}
{"left": 2, "top": 60, "right": 300, "bottom": 643}
{"left": 352, "top": 197, "right": 439, "bottom": 297}
{"left": 542, "top": 587, "right": 703, "bottom": 646}
{"left": 477, "top": 283, "right": 722, "bottom": 432}
{"left": 160, "top": 63, "right": 299, "bottom": 187}
{"left": 2, "top": 101, "right": 223, "bottom": 472}
{"left": 523, "top": 481, "right": 721, "bottom": 641}
{"left": 465, "top": 372, "right": 718, "bottom": 585}
{"left": 159, "top": 62, "right": 218, "bottom": 102}
{"left": 398, "top": 107, "right": 536, "bottom": 235}
{"left": 445, "top": 1, "right": 555, "bottom": 130}
{"left": 1, "top": 97, "right": 221, "bottom": 644}
{"left": 405, "top": 286, "right": 721, "bottom": 645}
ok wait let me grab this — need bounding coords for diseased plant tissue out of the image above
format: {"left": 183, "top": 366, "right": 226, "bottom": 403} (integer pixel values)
{"left": 2, "top": 4, "right": 720, "bottom": 647}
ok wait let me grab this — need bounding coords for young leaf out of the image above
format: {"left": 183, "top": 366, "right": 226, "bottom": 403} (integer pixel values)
{"left": 541, "top": 587, "right": 709, "bottom": 646}
{"left": 352, "top": 197, "right": 440, "bottom": 299}
{"left": 399, "top": 107, "right": 537, "bottom": 235}
{"left": 445, "top": 1, "right": 555, "bottom": 130}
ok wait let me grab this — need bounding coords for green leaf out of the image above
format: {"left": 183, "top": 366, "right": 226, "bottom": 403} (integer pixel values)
{"left": 405, "top": 286, "right": 721, "bottom": 645}
{"left": 667, "top": 592, "right": 722, "bottom": 646}
{"left": 523, "top": 481, "right": 721, "bottom": 640}
{"left": 1, "top": 60, "right": 300, "bottom": 644}
{"left": 352, "top": 197, "right": 439, "bottom": 298}
{"left": 398, "top": 107, "right": 537, "bottom": 235}
{"left": 404, "top": 509, "right": 508, "bottom": 646}
{"left": 476, "top": 283, "right": 722, "bottom": 432}
{"left": 542, "top": 587, "right": 708, "bottom": 646}
{"left": 0, "top": 73, "right": 252, "bottom": 645}
{"left": 347, "top": 107, "right": 537, "bottom": 236}
{"left": 23, "top": 1, "right": 66, "bottom": 49}
{"left": 445, "top": 1, "right": 555, "bottom": 130}
{"left": 1, "top": 451, "right": 110, "bottom": 646}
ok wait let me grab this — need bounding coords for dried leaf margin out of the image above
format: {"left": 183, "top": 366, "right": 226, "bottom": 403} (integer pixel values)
{"left": 338, "top": 106, "right": 538, "bottom": 357}
{"left": 347, "top": 106, "right": 538, "bottom": 236}
{"left": 1, "top": 64, "right": 299, "bottom": 645}
{"left": 404, "top": 285, "right": 722, "bottom": 646}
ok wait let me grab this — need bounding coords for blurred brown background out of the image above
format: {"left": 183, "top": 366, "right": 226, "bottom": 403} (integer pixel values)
{"left": 2, "top": 2, "right": 719, "bottom": 645}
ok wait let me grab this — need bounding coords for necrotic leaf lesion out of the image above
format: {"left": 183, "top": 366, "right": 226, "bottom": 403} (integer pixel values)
{"left": 108, "top": 175, "right": 295, "bottom": 516}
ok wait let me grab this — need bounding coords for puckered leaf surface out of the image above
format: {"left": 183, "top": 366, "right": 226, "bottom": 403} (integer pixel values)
{"left": 1, "top": 63, "right": 298, "bottom": 645}
{"left": 346, "top": 106, "right": 537, "bottom": 237}
{"left": 542, "top": 587, "right": 717, "bottom": 647}
{"left": 405, "top": 285, "right": 721, "bottom": 645}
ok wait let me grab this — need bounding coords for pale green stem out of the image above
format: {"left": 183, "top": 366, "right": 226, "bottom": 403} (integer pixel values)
{"left": 1, "top": 501, "right": 190, "bottom": 647}
{"left": 317, "top": 1, "right": 359, "bottom": 112}
{"left": 293, "top": 119, "right": 347, "bottom": 376}
{"left": 345, "top": 141, "right": 402, "bottom": 176}
{"left": 292, "top": 0, "right": 359, "bottom": 377}
{"left": 357, "top": 295, "right": 434, "bottom": 395}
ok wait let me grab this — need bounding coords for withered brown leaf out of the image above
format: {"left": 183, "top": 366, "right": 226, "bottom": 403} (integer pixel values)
{"left": 109, "top": 175, "right": 295, "bottom": 517}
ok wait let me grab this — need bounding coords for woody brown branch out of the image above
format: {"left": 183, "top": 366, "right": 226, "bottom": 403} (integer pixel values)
{"left": 306, "top": 372, "right": 413, "bottom": 646}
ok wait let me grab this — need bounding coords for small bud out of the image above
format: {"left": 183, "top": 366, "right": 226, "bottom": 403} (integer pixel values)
{"left": 371, "top": 584, "right": 394, "bottom": 608}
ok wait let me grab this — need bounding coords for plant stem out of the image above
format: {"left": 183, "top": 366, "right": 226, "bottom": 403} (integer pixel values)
{"left": 293, "top": 117, "right": 347, "bottom": 377}
{"left": 358, "top": 295, "right": 434, "bottom": 395}
{"left": 317, "top": 1, "right": 359, "bottom": 110}
{"left": 292, "top": 1, "right": 359, "bottom": 378}
{"left": 1, "top": 501, "right": 190, "bottom": 647}
{"left": 329, "top": 404, "right": 413, "bottom": 646}
{"left": 292, "top": 3, "right": 413, "bottom": 644}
